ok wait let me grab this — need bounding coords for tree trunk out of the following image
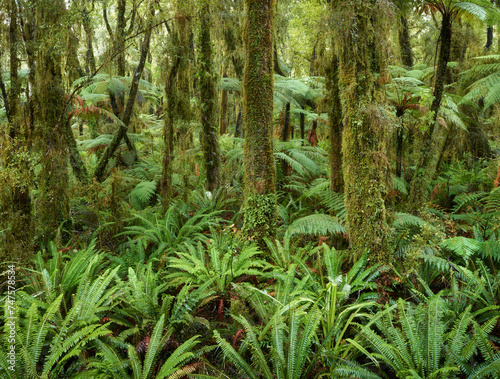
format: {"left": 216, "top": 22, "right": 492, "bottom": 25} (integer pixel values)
{"left": 198, "top": 1, "right": 221, "bottom": 193}
{"left": 327, "top": 53, "right": 343, "bottom": 192}
{"left": 396, "top": 119, "right": 404, "bottom": 178}
{"left": 300, "top": 112, "right": 305, "bottom": 140}
{"left": 116, "top": 0, "right": 126, "bottom": 76}
{"left": 408, "top": 10, "right": 453, "bottom": 208}
{"left": 334, "top": 0, "right": 390, "bottom": 260}
{"left": 235, "top": 109, "right": 242, "bottom": 137}
{"left": 281, "top": 102, "right": 291, "bottom": 142}
{"left": 399, "top": 14, "right": 413, "bottom": 67}
{"left": 485, "top": 0, "right": 495, "bottom": 49}
{"left": 65, "top": 119, "right": 89, "bottom": 184}
{"left": 242, "top": 0, "right": 277, "bottom": 243}
{"left": 34, "top": 0, "right": 70, "bottom": 243}
{"left": 66, "top": 31, "right": 85, "bottom": 85}
{"left": 82, "top": 7, "right": 97, "bottom": 74}
{"left": 0, "top": 0, "right": 33, "bottom": 259}
{"left": 159, "top": 24, "right": 182, "bottom": 212}
{"left": 219, "top": 70, "right": 229, "bottom": 134}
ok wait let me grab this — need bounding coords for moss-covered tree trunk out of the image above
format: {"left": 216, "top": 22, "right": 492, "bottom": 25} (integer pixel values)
{"left": 399, "top": 14, "right": 413, "bottom": 67}
{"left": 219, "top": 69, "right": 228, "bottom": 134}
{"left": 159, "top": 19, "right": 182, "bottom": 213}
{"left": 408, "top": 10, "right": 452, "bottom": 208}
{"left": 198, "top": 0, "right": 221, "bottom": 193}
{"left": 242, "top": 0, "right": 277, "bottom": 243}
{"left": 334, "top": 0, "right": 391, "bottom": 260}
{"left": 326, "top": 52, "right": 343, "bottom": 192}
{"left": 81, "top": 5, "right": 97, "bottom": 75}
{"left": 0, "top": 0, "right": 33, "bottom": 259}
{"left": 116, "top": 0, "right": 126, "bottom": 76}
{"left": 33, "top": 0, "right": 70, "bottom": 243}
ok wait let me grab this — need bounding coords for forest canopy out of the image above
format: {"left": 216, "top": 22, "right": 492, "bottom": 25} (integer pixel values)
{"left": 1, "top": 0, "right": 500, "bottom": 377}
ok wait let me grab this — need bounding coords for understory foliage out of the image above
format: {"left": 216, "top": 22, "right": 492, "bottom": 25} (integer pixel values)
{"left": 2, "top": 0, "right": 500, "bottom": 377}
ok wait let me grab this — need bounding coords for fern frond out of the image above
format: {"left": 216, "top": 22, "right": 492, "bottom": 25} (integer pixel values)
{"left": 213, "top": 330, "right": 258, "bottom": 379}
{"left": 285, "top": 214, "right": 346, "bottom": 240}
{"left": 440, "top": 237, "right": 481, "bottom": 260}
{"left": 130, "top": 180, "right": 157, "bottom": 210}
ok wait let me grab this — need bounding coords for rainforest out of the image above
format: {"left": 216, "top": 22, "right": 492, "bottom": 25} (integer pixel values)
{"left": 1, "top": 0, "right": 500, "bottom": 378}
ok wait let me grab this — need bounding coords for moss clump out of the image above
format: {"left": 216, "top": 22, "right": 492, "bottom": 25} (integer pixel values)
{"left": 242, "top": 193, "right": 277, "bottom": 243}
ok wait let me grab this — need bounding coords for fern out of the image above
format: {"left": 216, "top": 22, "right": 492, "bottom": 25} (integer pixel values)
{"left": 130, "top": 180, "right": 157, "bottom": 210}
{"left": 440, "top": 237, "right": 481, "bottom": 261}
{"left": 285, "top": 213, "right": 346, "bottom": 240}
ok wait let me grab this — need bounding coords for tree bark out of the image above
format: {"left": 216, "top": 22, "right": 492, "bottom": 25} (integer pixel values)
{"left": 242, "top": 0, "right": 277, "bottom": 243}
{"left": 219, "top": 70, "right": 229, "bottom": 134}
{"left": 399, "top": 14, "right": 413, "bottom": 67}
{"left": 0, "top": 0, "right": 33, "bottom": 258}
{"left": 334, "top": 0, "right": 390, "bottom": 260}
{"left": 159, "top": 27, "right": 182, "bottom": 212}
{"left": 116, "top": 0, "right": 126, "bottom": 76}
{"left": 34, "top": 0, "right": 70, "bottom": 243}
{"left": 485, "top": 0, "right": 495, "bottom": 49}
{"left": 327, "top": 53, "right": 343, "bottom": 192}
{"left": 300, "top": 112, "right": 305, "bottom": 140}
{"left": 65, "top": 119, "right": 89, "bottom": 184}
{"left": 82, "top": 7, "right": 97, "bottom": 74}
{"left": 408, "top": 10, "right": 452, "bottom": 207}
{"left": 198, "top": 1, "right": 221, "bottom": 193}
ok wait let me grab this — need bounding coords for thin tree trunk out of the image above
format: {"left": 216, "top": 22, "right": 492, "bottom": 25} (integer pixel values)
{"left": 235, "top": 109, "right": 242, "bottom": 137}
{"left": 116, "top": 0, "right": 126, "bottom": 76}
{"left": 396, "top": 119, "right": 404, "bottom": 178}
{"left": 219, "top": 70, "right": 229, "bottom": 134}
{"left": 198, "top": 1, "right": 221, "bottom": 193}
{"left": 242, "top": 0, "right": 277, "bottom": 243}
{"left": 65, "top": 119, "right": 89, "bottom": 184}
{"left": 300, "top": 112, "right": 305, "bottom": 140}
{"left": 282, "top": 102, "right": 291, "bottom": 141}
{"left": 485, "top": 0, "right": 495, "bottom": 49}
{"left": 409, "top": 10, "right": 452, "bottom": 207}
{"left": 328, "top": 53, "right": 343, "bottom": 192}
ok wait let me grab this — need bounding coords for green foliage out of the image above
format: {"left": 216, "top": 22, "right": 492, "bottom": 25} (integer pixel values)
{"left": 118, "top": 202, "right": 222, "bottom": 260}
{"left": 166, "top": 235, "right": 270, "bottom": 293}
{"left": 214, "top": 307, "right": 322, "bottom": 379}
{"left": 129, "top": 180, "right": 157, "bottom": 210}
{"left": 285, "top": 213, "right": 346, "bottom": 240}
{"left": 336, "top": 296, "right": 500, "bottom": 378}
